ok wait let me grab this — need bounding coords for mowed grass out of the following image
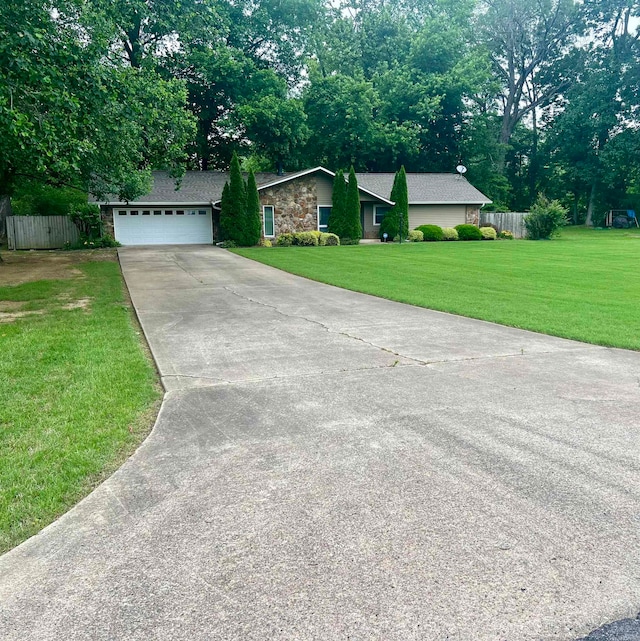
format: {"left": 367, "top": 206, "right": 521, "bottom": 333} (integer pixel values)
{"left": 0, "top": 256, "right": 161, "bottom": 553}
{"left": 234, "top": 226, "right": 640, "bottom": 350}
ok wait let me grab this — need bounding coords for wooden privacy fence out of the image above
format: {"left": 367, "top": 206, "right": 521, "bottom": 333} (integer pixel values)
{"left": 7, "top": 216, "right": 80, "bottom": 250}
{"left": 479, "top": 212, "right": 527, "bottom": 238}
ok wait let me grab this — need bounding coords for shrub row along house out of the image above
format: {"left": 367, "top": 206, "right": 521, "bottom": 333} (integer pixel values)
{"left": 95, "top": 167, "right": 491, "bottom": 246}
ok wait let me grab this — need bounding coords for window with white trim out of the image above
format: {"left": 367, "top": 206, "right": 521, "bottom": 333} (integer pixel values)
{"left": 318, "top": 206, "right": 331, "bottom": 231}
{"left": 374, "top": 205, "right": 391, "bottom": 226}
{"left": 263, "top": 205, "right": 275, "bottom": 237}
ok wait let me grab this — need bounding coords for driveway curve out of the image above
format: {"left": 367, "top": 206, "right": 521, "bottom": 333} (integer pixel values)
{"left": 1, "top": 245, "right": 639, "bottom": 641}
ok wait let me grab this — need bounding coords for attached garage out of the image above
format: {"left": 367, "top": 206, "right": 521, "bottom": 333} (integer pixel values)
{"left": 112, "top": 207, "right": 213, "bottom": 246}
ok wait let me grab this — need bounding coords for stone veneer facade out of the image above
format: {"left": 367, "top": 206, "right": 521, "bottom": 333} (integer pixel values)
{"left": 465, "top": 206, "right": 480, "bottom": 225}
{"left": 259, "top": 176, "right": 318, "bottom": 236}
{"left": 101, "top": 207, "right": 115, "bottom": 238}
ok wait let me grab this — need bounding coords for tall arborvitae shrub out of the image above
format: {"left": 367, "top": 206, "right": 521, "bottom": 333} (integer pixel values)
{"left": 245, "top": 169, "right": 262, "bottom": 245}
{"left": 379, "top": 171, "right": 400, "bottom": 240}
{"left": 343, "top": 166, "right": 362, "bottom": 244}
{"left": 380, "top": 166, "right": 409, "bottom": 240}
{"left": 328, "top": 169, "right": 346, "bottom": 237}
{"left": 220, "top": 151, "right": 247, "bottom": 245}
{"left": 394, "top": 166, "right": 409, "bottom": 239}
{"left": 219, "top": 181, "right": 232, "bottom": 241}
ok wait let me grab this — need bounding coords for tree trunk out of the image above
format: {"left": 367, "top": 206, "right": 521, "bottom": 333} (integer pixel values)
{"left": 0, "top": 194, "right": 9, "bottom": 262}
{"left": 585, "top": 182, "right": 597, "bottom": 227}
{"left": 0, "top": 193, "right": 11, "bottom": 238}
{"left": 529, "top": 102, "right": 539, "bottom": 205}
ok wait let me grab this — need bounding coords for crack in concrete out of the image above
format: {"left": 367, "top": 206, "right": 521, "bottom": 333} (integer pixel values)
{"left": 161, "top": 360, "right": 416, "bottom": 389}
{"left": 171, "top": 256, "right": 206, "bottom": 284}
{"left": 222, "top": 285, "right": 431, "bottom": 366}
{"left": 222, "top": 285, "right": 599, "bottom": 370}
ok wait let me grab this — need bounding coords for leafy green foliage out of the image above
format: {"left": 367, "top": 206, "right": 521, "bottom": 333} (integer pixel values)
{"left": 407, "top": 230, "right": 424, "bottom": 242}
{"left": 11, "top": 182, "right": 87, "bottom": 217}
{"left": 276, "top": 233, "right": 294, "bottom": 246}
{"left": 245, "top": 170, "right": 262, "bottom": 246}
{"left": 69, "top": 204, "right": 102, "bottom": 239}
{"left": 0, "top": 0, "right": 194, "bottom": 201}
{"left": 219, "top": 182, "right": 231, "bottom": 241}
{"left": 442, "top": 227, "right": 459, "bottom": 240}
{"left": 380, "top": 167, "right": 409, "bottom": 240}
{"left": 292, "top": 231, "right": 319, "bottom": 246}
{"left": 416, "top": 225, "right": 444, "bottom": 241}
{"left": 220, "top": 151, "right": 250, "bottom": 245}
{"left": 65, "top": 235, "right": 121, "bottom": 250}
{"left": 344, "top": 166, "right": 362, "bottom": 243}
{"left": 319, "top": 232, "right": 340, "bottom": 246}
{"left": 524, "top": 195, "right": 568, "bottom": 239}
{"left": 480, "top": 227, "right": 498, "bottom": 240}
{"left": 455, "top": 224, "right": 483, "bottom": 240}
{"left": 329, "top": 169, "right": 347, "bottom": 237}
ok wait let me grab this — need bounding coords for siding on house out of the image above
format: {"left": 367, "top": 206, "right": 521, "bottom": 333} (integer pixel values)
{"left": 316, "top": 174, "right": 333, "bottom": 207}
{"left": 408, "top": 205, "right": 467, "bottom": 229}
{"left": 362, "top": 203, "right": 377, "bottom": 238}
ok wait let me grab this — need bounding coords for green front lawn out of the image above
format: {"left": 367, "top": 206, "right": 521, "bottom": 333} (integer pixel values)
{"left": 234, "top": 226, "right": 640, "bottom": 350}
{"left": 0, "top": 254, "right": 161, "bottom": 553}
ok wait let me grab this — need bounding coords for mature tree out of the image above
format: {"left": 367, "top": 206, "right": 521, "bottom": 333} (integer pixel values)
{"left": 344, "top": 167, "right": 363, "bottom": 243}
{"left": 306, "top": 0, "right": 489, "bottom": 173}
{"left": 476, "top": 0, "right": 586, "bottom": 169}
{"left": 543, "top": 0, "right": 640, "bottom": 224}
{"left": 237, "top": 86, "right": 309, "bottom": 174}
{"left": 0, "top": 0, "right": 194, "bottom": 209}
{"left": 245, "top": 170, "right": 262, "bottom": 245}
{"left": 220, "top": 151, "right": 247, "bottom": 244}
{"left": 328, "top": 169, "right": 347, "bottom": 237}
{"left": 303, "top": 72, "right": 383, "bottom": 170}
{"left": 167, "top": 0, "right": 323, "bottom": 169}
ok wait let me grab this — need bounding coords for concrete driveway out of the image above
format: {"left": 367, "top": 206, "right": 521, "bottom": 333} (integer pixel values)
{"left": 1, "top": 245, "right": 639, "bottom": 640}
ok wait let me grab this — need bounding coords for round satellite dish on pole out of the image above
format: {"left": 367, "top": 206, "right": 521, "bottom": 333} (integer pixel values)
{"left": 456, "top": 164, "right": 467, "bottom": 175}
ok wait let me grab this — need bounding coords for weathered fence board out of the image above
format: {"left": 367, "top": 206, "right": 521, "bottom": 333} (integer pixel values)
{"left": 7, "top": 216, "right": 79, "bottom": 250}
{"left": 480, "top": 212, "right": 527, "bottom": 239}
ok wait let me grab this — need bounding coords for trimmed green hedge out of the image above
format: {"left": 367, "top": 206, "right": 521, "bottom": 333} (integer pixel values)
{"left": 480, "top": 227, "right": 497, "bottom": 240}
{"left": 276, "top": 231, "right": 340, "bottom": 247}
{"left": 455, "top": 224, "right": 483, "bottom": 241}
{"left": 415, "top": 224, "right": 443, "bottom": 241}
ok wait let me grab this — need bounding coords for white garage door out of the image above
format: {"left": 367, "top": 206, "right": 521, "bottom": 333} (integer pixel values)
{"left": 114, "top": 208, "right": 213, "bottom": 245}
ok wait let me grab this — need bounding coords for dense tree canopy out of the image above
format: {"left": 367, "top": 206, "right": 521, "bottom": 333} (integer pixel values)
{"left": 0, "top": 0, "right": 194, "bottom": 202}
{"left": 3, "top": 0, "right": 639, "bottom": 218}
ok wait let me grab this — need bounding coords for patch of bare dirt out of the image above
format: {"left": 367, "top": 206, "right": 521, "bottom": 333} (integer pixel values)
{"left": 60, "top": 297, "right": 92, "bottom": 311}
{"left": 0, "top": 250, "right": 117, "bottom": 286}
{"left": 0, "top": 310, "right": 44, "bottom": 323}
{"left": 0, "top": 300, "right": 26, "bottom": 312}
